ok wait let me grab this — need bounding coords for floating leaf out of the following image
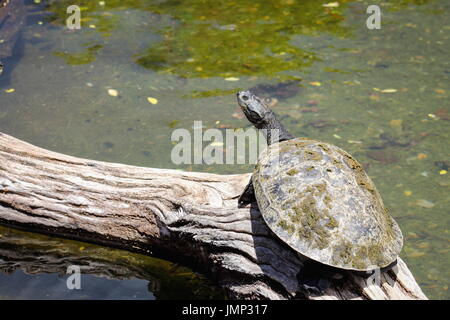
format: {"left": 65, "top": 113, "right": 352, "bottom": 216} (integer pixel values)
{"left": 224, "top": 77, "right": 239, "bottom": 81}
{"left": 417, "top": 153, "right": 427, "bottom": 160}
{"left": 309, "top": 81, "right": 322, "bottom": 86}
{"left": 322, "top": 2, "right": 339, "bottom": 8}
{"left": 147, "top": 97, "right": 158, "bottom": 104}
{"left": 440, "top": 170, "right": 448, "bottom": 175}
{"left": 404, "top": 190, "right": 412, "bottom": 196}
{"left": 108, "top": 89, "right": 118, "bottom": 96}
{"left": 381, "top": 89, "right": 397, "bottom": 93}
{"left": 4, "top": 88, "right": 15, "bottom": 93}
{"left": 167, "top": 120, "right": 179, "bottom": 128}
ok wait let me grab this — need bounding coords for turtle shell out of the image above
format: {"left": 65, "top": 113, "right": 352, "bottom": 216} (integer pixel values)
{"left": 253, "top": 138, "right": 403, "bottom": 271}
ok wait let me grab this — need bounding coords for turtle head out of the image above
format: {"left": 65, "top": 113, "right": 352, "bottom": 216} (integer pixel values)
{"left": 236, "top": 90, "right": 294, "bottom": 144}
{"left": 237, "top": 90, "right": 271, "bottom": 127}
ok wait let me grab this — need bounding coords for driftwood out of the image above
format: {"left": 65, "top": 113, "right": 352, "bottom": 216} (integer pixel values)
{"left": 0, "top": 132, "right": 427, "bottom": 300}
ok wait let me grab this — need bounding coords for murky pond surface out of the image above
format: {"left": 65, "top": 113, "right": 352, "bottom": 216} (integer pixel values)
{"left": 0, "top": 0, "right": 448, "bottom": 299}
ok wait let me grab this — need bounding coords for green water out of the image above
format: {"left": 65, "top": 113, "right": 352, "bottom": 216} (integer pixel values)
{"left": 0, "top": 0, "right": 448, "bottom": 299}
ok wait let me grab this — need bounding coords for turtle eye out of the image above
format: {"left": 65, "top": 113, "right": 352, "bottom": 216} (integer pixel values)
{"left": 241, "top": 94, "right": 249, "bottom": 101}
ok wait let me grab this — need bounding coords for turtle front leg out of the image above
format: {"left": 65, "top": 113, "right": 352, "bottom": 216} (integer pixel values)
{"left": 238, "top": 178, "right": 256, "bottom": 208}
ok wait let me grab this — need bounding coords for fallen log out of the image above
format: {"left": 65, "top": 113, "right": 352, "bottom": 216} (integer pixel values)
{"left": 0, "top": 132, "right": 427, "bottom": 299}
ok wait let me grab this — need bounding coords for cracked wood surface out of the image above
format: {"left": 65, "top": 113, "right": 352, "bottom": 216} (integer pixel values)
{"left": 0, "top": 132, "right": 427, "bottom": 300}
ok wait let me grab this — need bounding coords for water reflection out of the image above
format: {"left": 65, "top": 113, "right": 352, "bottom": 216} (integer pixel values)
{"left": 0, "top": 226, "right": 224, "bottom": 299}
{"left": 0, "top": 271, "right": 154, "bottom": 300}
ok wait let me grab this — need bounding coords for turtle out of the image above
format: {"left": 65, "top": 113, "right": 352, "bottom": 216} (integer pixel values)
{"left": 236, "top": 90, "right": 403, "bottom": 278}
